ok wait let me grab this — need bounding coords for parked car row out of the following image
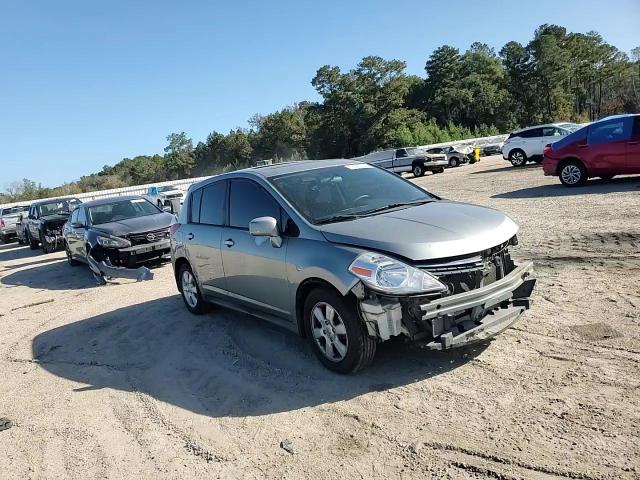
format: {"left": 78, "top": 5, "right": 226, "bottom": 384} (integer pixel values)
{"left": 2, "top": 161, "right": 536, "bottom": 373}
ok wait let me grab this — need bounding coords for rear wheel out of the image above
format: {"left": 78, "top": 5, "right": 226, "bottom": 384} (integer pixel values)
{"left": 412, "top": 163, "right": 425, "bottom": 177}
{"left": 509, "top": 149, "right": 527, "bottom": 167}
{"left": 559, "top": 161, "right": 587, "bottom": 187}
{"left": 304, "top": 288, "right": 376, "bottom": 374}
{"left": 179, "top": 263, "right": 210, "bottom": 314}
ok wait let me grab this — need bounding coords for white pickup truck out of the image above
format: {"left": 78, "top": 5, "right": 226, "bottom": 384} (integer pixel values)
{"left": 0, "top": 205, "right": 30, "bottom": 243}
{"left": 356, "top": 147, "right": 448, "bottom": 177}
{"left": 143, "top": 185, "right": 184, "bottom": 213}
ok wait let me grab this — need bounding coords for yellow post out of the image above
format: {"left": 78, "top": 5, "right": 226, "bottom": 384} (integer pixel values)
{"left": 474, "top": 146, "right": 481, "bottom": 162}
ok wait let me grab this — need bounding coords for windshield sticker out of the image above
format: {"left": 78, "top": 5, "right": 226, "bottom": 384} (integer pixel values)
{"left": 345, "top": 163, "right": 372, "bottom": 170}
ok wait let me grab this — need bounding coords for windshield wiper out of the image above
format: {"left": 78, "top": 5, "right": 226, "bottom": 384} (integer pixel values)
{"left": 359, "top": 199, "right": 434, "bottom": 216}
{"left": 314, "top": 214, "right": 362, "bottom": 225}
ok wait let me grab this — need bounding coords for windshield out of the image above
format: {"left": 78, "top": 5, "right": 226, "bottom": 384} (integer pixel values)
{"left": 40, "top": 199, "right": 80, "bottom": 216}
{"left": 269, "top": 163, "right": 435, "bottom": 224}
{"left": 88, "top": 198, "right": 161, "bottom": 225}
{"left": 158, "top": 185, "right": 179, "bottom": 192}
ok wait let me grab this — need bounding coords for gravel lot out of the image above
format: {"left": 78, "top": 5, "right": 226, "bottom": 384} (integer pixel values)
{"left": 1, "top": 155, "right": 639, "bottom": 479}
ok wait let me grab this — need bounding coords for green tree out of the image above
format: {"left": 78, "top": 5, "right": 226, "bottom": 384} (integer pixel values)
{"left": 163, "top": 132, "right": 195, "bottom": 179}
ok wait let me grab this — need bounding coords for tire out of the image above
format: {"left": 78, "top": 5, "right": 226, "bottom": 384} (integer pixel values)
{"left": 65, "top": 241, "right": 80, "bottom": 266}
{"left": 559, "top": 160, "right": 587, "bottom": 187}
{"left": 509, "top": 149, "right": 527, "bottom": 167}
{"left": 27, "top": 231, "right": 39, "bottom": 250}
{"left": 0, "top": 234, "right": 6, "bottom": 244}
{"left": 304, "top": 288, "right": 376, "bottom": 374}
{"left": 449, "top": 157, "right": 459, "bottom": 168}
{"left": 40, "top": 232, "right": 54, "bottom": 254}
{"left": 412, "top": 163, "right": 425, "bottom": 177}
{"left": 178, "top": 263, "right": 210, "bottom": 314}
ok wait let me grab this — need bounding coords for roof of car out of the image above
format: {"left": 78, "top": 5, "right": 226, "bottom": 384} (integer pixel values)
{"left": 80, "top": 195, "right": 146, "bottom": 208}
{"left": 242, "top": 159, "right": 361, "bottom": 177}
{"left": 512, "top": 123, "right": 566, "bottom": 133}
{"left": 32, "top": 197, "right": 81, "bottom": 207}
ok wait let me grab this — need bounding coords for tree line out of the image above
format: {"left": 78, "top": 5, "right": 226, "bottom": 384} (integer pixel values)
{"left": 2, "top": 24, "right": 638, "bottom": 203}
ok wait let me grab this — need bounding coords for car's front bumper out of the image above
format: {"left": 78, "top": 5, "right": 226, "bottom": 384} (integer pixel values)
{"left": 425, "top": 159, "right": 449, "bottom": 169}
{"left": 358, "top": 261, "right": 535, "bottom": 349}
{"left": 420, "top": 261, "right": 535, "bottom": 350}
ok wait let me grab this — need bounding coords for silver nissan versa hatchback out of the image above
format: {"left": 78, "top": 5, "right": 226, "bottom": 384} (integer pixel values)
{"left": 170, "top": 159, "right": 535, "bottom": 373}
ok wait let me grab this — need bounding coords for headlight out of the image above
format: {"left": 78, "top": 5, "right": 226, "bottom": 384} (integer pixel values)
{"left": 96, "top": 235, "right": 131, "bottom": 249}
{"left": 348, "top": 252, "right": 447, "bottom": 295}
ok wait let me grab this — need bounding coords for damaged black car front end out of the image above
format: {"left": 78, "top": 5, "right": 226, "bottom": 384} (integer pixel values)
{"left": 63, "top": 196, "right": 175, "bottom": 284}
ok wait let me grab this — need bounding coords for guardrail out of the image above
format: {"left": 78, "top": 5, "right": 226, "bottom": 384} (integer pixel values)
{"left": 0, "top": 176, "right": 213, "bottom": 210}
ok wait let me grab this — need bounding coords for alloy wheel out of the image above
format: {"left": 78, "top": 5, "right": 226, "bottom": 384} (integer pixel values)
{"left": 181, "top": 270, "right": 199, "bottom": 308}
{"left": 311, "top": 302, "right": 348, "bottom": 362}
{"left": 561, "top": 165, "right": 582, "bottom": 185}
{"left": 510, "top": 151, "right": 525, "bottom": 166}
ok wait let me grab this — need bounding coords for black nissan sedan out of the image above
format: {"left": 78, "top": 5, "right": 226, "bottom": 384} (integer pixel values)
{"left": 63, "top": 195, "right": 175, "bottom": 276}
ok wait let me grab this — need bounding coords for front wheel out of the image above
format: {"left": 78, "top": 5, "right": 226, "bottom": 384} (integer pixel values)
{"left": 27, "top": 231, "right": 39, "bottom": 250}
{"left": 509, "top": 149, "right": 527, "bottom": 167}
{"left": 40, "top": 232, "right": 54, "bottom": 254}
{"left": 412, "top": 164, "right": 425, "bottom": 177}
{"left": 559, "top": 161, "right": 587, "bottom": 187}
{"left": 179, "top": 263, "right": 210, "bottom": 314}
{"left": 449, "top": 157, "right": 459, "bottom": 167}
{"left": 65, "top": 241, "right": 80, "bottom": 266}
{"left": 304, "top": 288, "right": 376, "bottom": 374}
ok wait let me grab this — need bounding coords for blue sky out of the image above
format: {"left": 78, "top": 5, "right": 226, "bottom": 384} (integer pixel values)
{"left": 1, "top": 0, "right": 638, "bottom": 188}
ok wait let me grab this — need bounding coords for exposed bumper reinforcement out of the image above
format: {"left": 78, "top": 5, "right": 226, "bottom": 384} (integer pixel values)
{"left": 421, "top": 261, "right": 535, "bottom": 350}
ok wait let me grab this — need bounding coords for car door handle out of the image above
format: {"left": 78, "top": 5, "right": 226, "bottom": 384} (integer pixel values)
{"left": 187, "top": 233, "right": 194, "bottom": 240}
{"left": 224, "top": 239, "right": 235, "bottom": 248}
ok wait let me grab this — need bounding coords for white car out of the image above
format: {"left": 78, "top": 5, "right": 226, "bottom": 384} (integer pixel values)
{"left": 143, "top": 185, "right": 184, "bottom": 212}
{"left": 502, "top": 123, "right": 575, "bottom": 167}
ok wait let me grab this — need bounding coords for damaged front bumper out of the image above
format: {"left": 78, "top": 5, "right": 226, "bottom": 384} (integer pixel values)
{"left": 86, "top": 239, "right": 170, "bottom": 283}
{"left": 358, "top": 261, "right": 536, "bottom": 350}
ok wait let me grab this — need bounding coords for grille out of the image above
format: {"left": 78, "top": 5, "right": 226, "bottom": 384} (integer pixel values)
{"left": 418, "top": 243, "right": 515, "bottom": 295}
{"left": 127, "top": 228, "right": 170, "bottom": 245}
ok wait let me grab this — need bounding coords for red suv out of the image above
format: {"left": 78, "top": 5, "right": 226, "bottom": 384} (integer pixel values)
{"left": 543, "top": 114, "right": 640, "bottom": 187}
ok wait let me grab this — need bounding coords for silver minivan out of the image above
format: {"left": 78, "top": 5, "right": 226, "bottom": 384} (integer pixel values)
{"left": 171, "top": 159, "right": 535, "bottom": 373}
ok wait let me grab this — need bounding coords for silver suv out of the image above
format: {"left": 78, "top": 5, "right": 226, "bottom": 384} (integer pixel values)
{"left": 171, "top": 159, "right": 535, "bottom": 373}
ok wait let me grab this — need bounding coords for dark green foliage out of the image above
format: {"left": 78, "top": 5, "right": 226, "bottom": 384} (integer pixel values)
{"left": 2, "top": 25, "right": 638, "bottom": 202}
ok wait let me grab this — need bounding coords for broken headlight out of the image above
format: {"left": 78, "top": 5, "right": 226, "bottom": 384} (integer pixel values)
{"left": 349, "top": 252, "right": 447, "bottom": 295}
{"left": 96, "top": 234, "right": 131, "bottom": 249}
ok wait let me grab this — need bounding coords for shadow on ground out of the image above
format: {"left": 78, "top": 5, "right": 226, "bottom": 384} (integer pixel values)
{"left": 1, "top": 259, "right": 97, "bottom": 290}
{"left": 0, "top": 243, "right": 48, "bottom": 262}
{"left": 493, "top": 176, "right": 640, "bottom": 199}
{"left": 33, "top": 296, "right": 488, "bottom": 417}
{"left": 471, "top": 163, "right": 542, "bottom": 175}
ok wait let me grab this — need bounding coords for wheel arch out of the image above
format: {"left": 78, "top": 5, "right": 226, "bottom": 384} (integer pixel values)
{"left": 556, "top": 157, "right": 585, "bottom": 176}
{"left": 173, "top": 256, "right": 192, "bottom": 291}
{"left": 295, "top": 277, "right": 354, "bottom": 338}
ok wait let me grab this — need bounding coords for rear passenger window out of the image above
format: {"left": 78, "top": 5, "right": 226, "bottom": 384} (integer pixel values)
{"left": 229, "top": 180, "right": 280, "bottom": 229}
{"left": 521, "top": 128, "right": 542, "bottom": 138}
{"left": 189, "top": 188, "right": 203, "bottom": 223}
{"left": 199, "top": 182, "right": 226, "bottom": 226}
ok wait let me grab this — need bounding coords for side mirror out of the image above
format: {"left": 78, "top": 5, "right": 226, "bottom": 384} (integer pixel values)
{"left": 249, "top": 216, "right": 282, "bottom": 248}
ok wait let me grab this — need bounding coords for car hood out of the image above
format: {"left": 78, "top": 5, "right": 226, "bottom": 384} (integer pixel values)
{"left": 317, "top": 201, "right": 519, "bottom": 261}
{"left": 41, "top": 213, "right": 72, "bottom": 224}
{"left": 91, "top": 213, "right": 175, "bottom": 237}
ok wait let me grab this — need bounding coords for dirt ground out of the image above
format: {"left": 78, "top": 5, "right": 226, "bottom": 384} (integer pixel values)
{"left": 1, "top": 155, "right": 639, "bottom": 480}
